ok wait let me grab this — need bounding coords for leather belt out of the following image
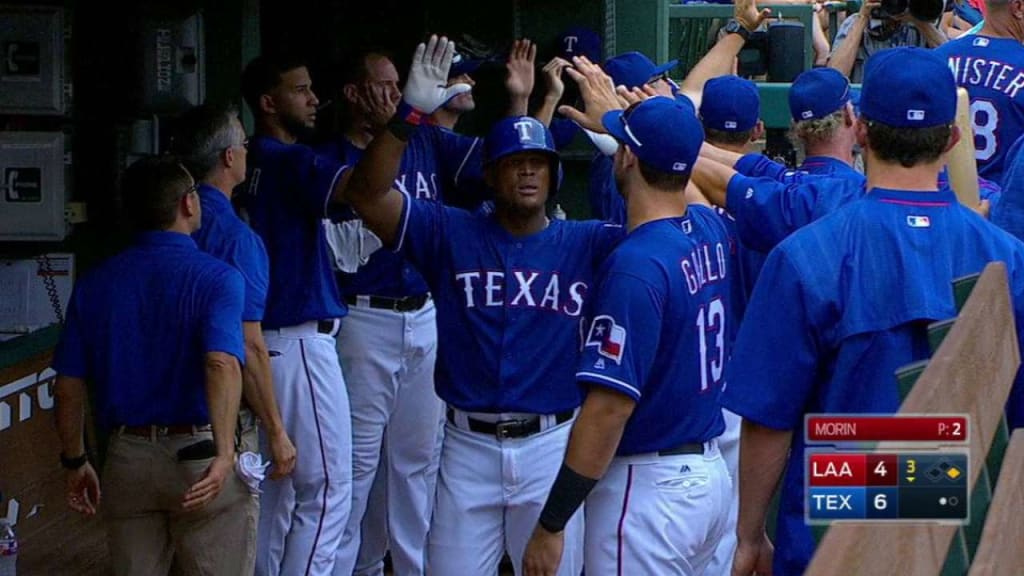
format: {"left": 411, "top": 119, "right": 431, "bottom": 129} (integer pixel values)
{"left": 118, "top": 424, "right": 212, "bottom": 437}
{"left": 317, "top": 319, "right": 337, "bottom": 334}
{"left": 657, "top": 442, "right": 706, "bottom": 457}
{"left": 346, "top": 294, "right": 430, "bottom": 313}
{"left": 447, "top": 409, "right": 574, "bottom": 440}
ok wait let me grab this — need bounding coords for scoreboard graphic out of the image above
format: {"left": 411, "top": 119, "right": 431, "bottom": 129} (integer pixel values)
{"left": 803, "top": 415, "right": 970, "bottom": 525}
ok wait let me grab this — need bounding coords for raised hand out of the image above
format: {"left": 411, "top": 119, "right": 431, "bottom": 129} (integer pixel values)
{"left": 735, "top": 0, "right": 773, "bottom": 31}
{"left": 506, "top": 39, "right": 538, "bottom": 101}
{"left": 402, "top": 35, "right": 471, "bottom": 117}
{"left": 558, "top": 55, "right": 624, "bottom": 134}
{"left": 542, "top": 57, "right": 572, "bottom": 102}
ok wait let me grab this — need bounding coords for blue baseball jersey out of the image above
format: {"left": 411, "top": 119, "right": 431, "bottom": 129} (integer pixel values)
{"left": 52, "top": 232, "right": 245, "bottom": 429}
{"left": 240, "top": 135, "right": 348, "bottom": 328}
{"left": 933, "top": 35, "right": 1024, "bottom": 185}
{"left": 193, "top": 184, "right": 270, "bottom": 322}
{"left": 395, "top": 194, "right": 623, "bottom": 413}
{"left": 721, "top": 187, "right": 1024, "bottom": 575}
{"left": 587, "top": 153, "right": 626, "bottom": 224}
{"left": 318, "top": 126, "right": 483, "bottom": 298}
{"left": 994, "top": 133, "right": 1024, "bottom": 240}
{"left": 797, "top": 155, "right": 865, "bottom": 183}
{"left": 577, "top": 209, "right": 729, "bottom": 455}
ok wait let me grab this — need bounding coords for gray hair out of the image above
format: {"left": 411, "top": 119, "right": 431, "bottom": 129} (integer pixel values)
{"left": 173, "top": 103, "right": 245, "bottom": 180}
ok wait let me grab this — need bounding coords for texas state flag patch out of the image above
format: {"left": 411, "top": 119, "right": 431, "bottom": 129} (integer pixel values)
{"left": 585, "top": 315, "right": 626, "bottom": 364}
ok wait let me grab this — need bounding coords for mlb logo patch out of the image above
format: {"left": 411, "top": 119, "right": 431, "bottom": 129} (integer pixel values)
{"left": 672, "top": 161, "right": 689, "bottom": 172}
{"left": 801, "top": 110, "right": 814, "bottom": 120}
{"left": 973, "top": 37, "right": 989, "bottom": 47}
{"left": 585, "top": 315, "right": 627, "bottom": 364}
{"left": 724, "top": 121, "right": 737, "bottom": 129}
{"left": 907, "top": 215, "right": 931, "bottom": 228}
{"left": 907, "top": 109, "right": 926, "bottom": 121}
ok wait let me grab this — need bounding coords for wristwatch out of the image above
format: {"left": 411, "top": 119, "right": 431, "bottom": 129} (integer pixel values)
{"left": 724, "top": 19, "right": 752, "bottom": 41}
{"left": 60, "top": 451, "right": 89, "bottom": 470}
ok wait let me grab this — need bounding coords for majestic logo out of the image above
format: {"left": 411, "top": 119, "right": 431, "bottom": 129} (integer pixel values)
{"left": 585, "top": 315, "right": 626, "bottom": 364}
{"left": 907, "top": 215, "right": 931, "bottom": 228}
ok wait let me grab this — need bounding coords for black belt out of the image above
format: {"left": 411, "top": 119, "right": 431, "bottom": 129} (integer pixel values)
{"left": 346, "top": 294, "right": 430, "bottom": 313}
{"left": 447, "top": 409, "right": 574, "bottom": 440}
{"left": 317, "top": 320, "right": 337, "bottom": 334}
{"left": 657, "top": 442, "right": 706, "bottom": 456}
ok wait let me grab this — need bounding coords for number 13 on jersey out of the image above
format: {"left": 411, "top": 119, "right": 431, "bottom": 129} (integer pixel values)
{"left": 696, "top": 298, "right": 725, "bottom": 392}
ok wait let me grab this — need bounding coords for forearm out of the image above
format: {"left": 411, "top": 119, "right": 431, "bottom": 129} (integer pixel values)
{"left": 339, "top": 128, "right": 407, "bottom": 208}
{"left": 828, "top": 18, "right": 866, "bottom": 77}
{"left": 691, "top": 157, "right": 734, "bottom": 207}
{"left": 700, "top": 142, "right": 744, "bottom": 169}
{"left": 535, "top": 95, "right": 560, "bottom": 126}
{"left": 736, "top": 420, "right": 793, "bottom": 540}
{"left": 508, "top": 94, "right": 530, "bottom": 117}
{"left": 241, "top": 325, "right": 285, "bottom": 436}
{"left": 562, "top": 389, "right": 633, "bottom": 479}
{"left": 54, "top": 375, "right": 87, "bottom": 456}
{"left": 205, "top": 352, "right": 243, "bottom": 459}
{"left": 680, "top": 33, "right": 747, "bottom": 107}
{"left": 915, "top": 21, "right": 948, "bottom": 47}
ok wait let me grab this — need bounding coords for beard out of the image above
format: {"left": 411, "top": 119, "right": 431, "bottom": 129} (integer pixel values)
{"left": 281, "top": 111, "right": 316, "bottom": 141}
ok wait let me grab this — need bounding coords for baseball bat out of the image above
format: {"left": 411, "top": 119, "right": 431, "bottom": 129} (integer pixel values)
{"left": 948, "top": 87, "right": 980, "bottom": 206}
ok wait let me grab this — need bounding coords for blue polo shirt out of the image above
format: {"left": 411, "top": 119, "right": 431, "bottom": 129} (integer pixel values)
{"left": 193, "top": 184, "right": 270, "bottom": 322}
{"left": 240, "top": 135, "right": 348, "bottom": 328}
{"left": 52, "top": 231, "right": 245, "bottom": 429}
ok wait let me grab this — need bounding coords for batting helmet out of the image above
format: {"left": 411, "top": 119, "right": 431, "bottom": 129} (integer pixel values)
{"left": 484, "top": 116, "right": 563, "bottom": 193}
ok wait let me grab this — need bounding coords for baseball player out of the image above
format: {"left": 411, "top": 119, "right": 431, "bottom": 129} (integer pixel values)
{"left": 318, "top": 41, "right": 535, "bottom": 576}
{"left": 723, "top": 48, "right": 1024, "bottom": 576}
{"left": 239, "top": 54, "right": 352, "bottom": 576}
{"left": 932, "top": 0, "right": 1024, "bottom": 185}
{"left": 523, "top": 87, "right": 732, "bottom": 575}
{"left": 338, "top": 36, "right": 623, "bottom": 575}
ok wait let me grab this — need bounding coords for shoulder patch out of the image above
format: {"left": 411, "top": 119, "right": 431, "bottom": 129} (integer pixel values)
{"left": 585, "top": 315, "right": 626, "bottom": 364}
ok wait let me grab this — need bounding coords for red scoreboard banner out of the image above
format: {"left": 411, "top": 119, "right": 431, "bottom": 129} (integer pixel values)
{"left": 805, "top": 415, "right": 968, "bottom": 443}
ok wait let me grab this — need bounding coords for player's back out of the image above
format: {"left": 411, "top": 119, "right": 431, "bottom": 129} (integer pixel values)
{"left": 933, "top": 35, "right": 1024, "bottom": 184}
{"left": 588, "top": 205, "right": 731, "bottom": 455}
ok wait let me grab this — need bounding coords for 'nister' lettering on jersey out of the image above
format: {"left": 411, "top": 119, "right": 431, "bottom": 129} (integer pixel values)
{"left": 453, "top": 270, "right": 586, "bottom": 315}
{"left": 947, "top": 55, "right": 1024, "bottom": 99}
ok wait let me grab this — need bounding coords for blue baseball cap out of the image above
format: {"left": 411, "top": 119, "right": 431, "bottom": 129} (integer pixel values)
{"left": 601, "top": 96, "right": 704, "bottom": 175}
{"left": 860, "top": 47, "right": 955, "bottom": 128}
{"left": 449, "top": 51, "right": 483, "bottom": 78}
{"left": 699, "top": 75, "right": 760, "bottom": 132}
{"left": 789, "top": 67, "right": 851, "bottom": 122}
{"left": 604, "top": 52, "right": 678, "bottom": 90}
{"left": 558, "top": 26, "right": 602, "bottom": 63}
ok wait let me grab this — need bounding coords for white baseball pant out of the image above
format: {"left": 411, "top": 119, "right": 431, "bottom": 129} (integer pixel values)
{"left": 428, "top": 412, "right": 584, "bottom": 576}
{"left": 705, "top": 408, "right": 742, "bottom": 576}
{"left": 584, "top": 439, "right": 731, "bottom": 575}
{"left": 332, "top": 302, "right": 443, "bottom": 576}
{"left": 256, "top": 321, "right": 352, "bottom": 576}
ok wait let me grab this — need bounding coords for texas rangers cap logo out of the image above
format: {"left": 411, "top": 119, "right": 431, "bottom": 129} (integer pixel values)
{"left": 585, "top": 315, "right": 626, "bottom": 364}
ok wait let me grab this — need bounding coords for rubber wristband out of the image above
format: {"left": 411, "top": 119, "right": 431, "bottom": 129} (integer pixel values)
{"left": 60, "top": 451, "right": 89, "bottom": 471}
{"left": 538, "top": 464, "right": 598, "bottom": 533}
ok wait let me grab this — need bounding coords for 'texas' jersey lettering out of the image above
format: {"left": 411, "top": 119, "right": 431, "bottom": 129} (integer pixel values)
{"left": 680, "top": 241, "right": 729, "bottom": 296}
{"left": 454, "top": 269, "right": 587, "bottom": 316}
{"left": 947, "top": 56, "right": 1024, "bottom": 99}
{"left": 393, "top": 170, "right": 440, "bottom": 200}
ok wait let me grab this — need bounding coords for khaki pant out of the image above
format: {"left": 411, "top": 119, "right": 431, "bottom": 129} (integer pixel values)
{"left": 102, "top": 429, "right": 258, "bottom": 576}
